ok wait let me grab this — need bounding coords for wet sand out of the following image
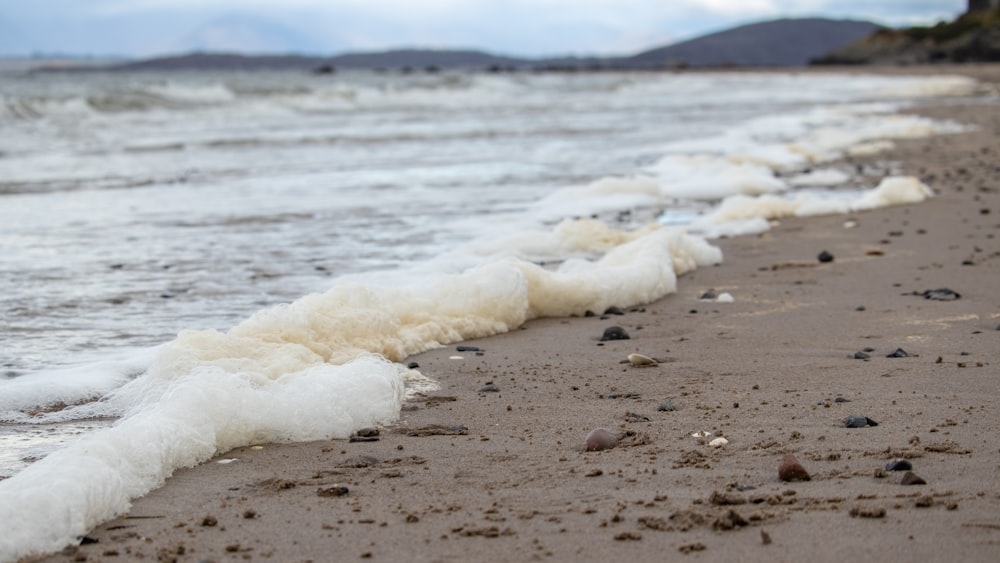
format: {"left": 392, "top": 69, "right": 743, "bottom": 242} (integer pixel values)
{"left": 38, "top": 65, "right": 1000, "bottom": 562}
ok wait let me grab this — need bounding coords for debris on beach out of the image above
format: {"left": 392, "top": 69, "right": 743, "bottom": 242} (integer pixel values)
{"left": 900, "top": 471, "right": 927, "bottom": 485}
{"left": 627, "top": 353, "right": 658, "bottom": 367}
{"left": 844, "top": 415, "right": 879, "bottom": 428}
{"left": 886, "top": 348, "right": 910, "bottom": 358}
{"left": 585, "top": 428, "right": 618, "bottom": 451}
{"left": 818, "top": 250, "right": 835, "bottom": 263}
{"left": 778, "top": 454, "right": 811, "bottom": 482}
{"left": 657, "top": 399, "right": 679, "bottom": 412}
{"left": 916, "top": 288, "right": 961, "bottom": 301}
{"left": 600, "top": 326, "right": 630, "bottom": 341}
{"left": 885, "top": 459, "right": 912, "bottom": 471}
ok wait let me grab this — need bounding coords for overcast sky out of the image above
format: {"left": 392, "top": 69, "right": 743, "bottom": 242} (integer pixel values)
{"left": 0, "top": 0, "right": 968, "bottom": 58}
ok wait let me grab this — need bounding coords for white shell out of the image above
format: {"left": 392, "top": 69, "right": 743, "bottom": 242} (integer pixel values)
{"left": 627, "top": 353, "right": 658, "bottom": 367}
{"left": 708, "top": 437, "right": 729, "bottom": 447}
{"left": 691, "top": 431, "right": 713, "bottom": 438}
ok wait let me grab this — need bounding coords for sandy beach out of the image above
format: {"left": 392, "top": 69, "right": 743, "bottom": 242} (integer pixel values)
{"left": 37, "top": 65, "right": 1000, "bottom": 563}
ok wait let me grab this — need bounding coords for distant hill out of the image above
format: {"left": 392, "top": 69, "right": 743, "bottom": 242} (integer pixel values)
{"left": 107, "top": 17, "right": 884, "bottom": 72}
{"left": 813, "top": 9, "right": 1000, "bottom": 65}
{"left": 623, "top": 18, "right": 882, "bottom": 68}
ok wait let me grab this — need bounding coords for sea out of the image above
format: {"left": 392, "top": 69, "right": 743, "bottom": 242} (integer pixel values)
{"left": 0, "top": 67, "right": 977, "bottom": 559}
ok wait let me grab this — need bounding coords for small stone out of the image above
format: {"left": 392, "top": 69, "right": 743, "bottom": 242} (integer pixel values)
{"left": 625, "top": 411, "right": 650, "bottom": 422}
{"left": 778, "top": 454, "right": 811, "bottom": 482}
{"left": 920, "top": 288, "right": 961, "bottom": 301}
{"left": 201, "top": 516, "right": 218, "bottom": 527}
{"left": 406, "top": 362, "right": 419, "bottom": 369}
{"left": 900, "top": 471, "right": 926, "bottom": 486}
{"left": 585, "top": 428, "right": 618, "bottom": 451}
{"left": 845, "top": 415, "right": 878, "bottom": 428}
{"left": 477, "top": 384, "right": 500, "bottom": 393}
{"left": 355, "top": 428, "right": 380, "bottom": 438}
{"left": 627, "top": 353, "right": 658, "bottom": 367}
{"left": 708, "top": 437, "right": 729, "bottom": 448}
{"left": 849, "top": 506, "right": 886, "bottom": 518}
{"left": 855, "top": 305, "right": 866, "bottom": 311}
{"left": 885, "top": 459, "right": 912, "bottom": 471}
{"left": 604, "top": 306, "right": 625, "bottom": 316}
{"left": 915, "top": 496, "right": 934, "bottom": 508}
{"left": 657, "top": 399, "right": 679, "bottom": 412}
{"left": 456, "top": 345, "right": 480, "bottom": 352}
{"left": 853, "top": 351, "right": 870, "bottom": 360}
{"left": 834, "top": 397, "right": 851, "bottom": 403}
{"left": 886, "top": 348, "right": 909, "bottom": 358}
{"left": 600, "top": 326, "right": 630, "bottom": 341}
{"left": 699, "top": 290, "right": 717, "bottom": 300}
{"left": 818, "top": 250, "right": 835, "bottom": 263}
{"left": 761, "top": 530, "right": 772, "bottom": 545}
{"left": 317, "top": 485, "right": 350, "bottom": 497}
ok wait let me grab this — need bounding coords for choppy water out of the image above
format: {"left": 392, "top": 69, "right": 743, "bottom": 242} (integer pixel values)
{"left": 0, "top": 68, "right": 976, "bottom": 560}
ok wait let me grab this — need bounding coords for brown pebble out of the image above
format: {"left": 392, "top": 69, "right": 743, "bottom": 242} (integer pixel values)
{"left": 761, "top": 530, "right": 772, "bottom": 545}
{"left": 900, "top": 471, "right": 926, "bottom": 485}
{"left": 201, "top": 516, "right": 218, "bottom": 527}
{"left": 585, "top": 428, "right": 618, "bottom": 451}
{"left": 778, "top": 454, "right": 811, "bottom": 482}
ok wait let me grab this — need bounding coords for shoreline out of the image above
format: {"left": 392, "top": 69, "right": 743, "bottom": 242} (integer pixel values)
{"left": 34, "top": 65, "right": 1000, "bottom": 562}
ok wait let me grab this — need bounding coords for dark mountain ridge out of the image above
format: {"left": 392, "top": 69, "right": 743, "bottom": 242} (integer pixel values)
{"left": 105, "top": 18, "right": 881, "bottom": 72}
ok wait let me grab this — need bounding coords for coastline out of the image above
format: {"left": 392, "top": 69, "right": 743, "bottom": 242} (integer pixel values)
{"left": 36, "top": 65, "right": 1000, "bottom": 562}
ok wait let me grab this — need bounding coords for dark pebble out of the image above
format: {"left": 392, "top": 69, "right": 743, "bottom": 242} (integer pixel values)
{"left": 900, "top": 471, "right": 926, "bottom": 485}
{"left": 625, "top": 411, "right": 650, "bottom": 422}
{"left": 885, "top": 459, "right": 913, "bottom": 471}
{"left": 886, "top": 348, "right": 909, "bottom": 358}
{"left": 407, "top": 362, "right": 419, "bottom": 369}
{"left": 604, "top": 306, "right": 625, "bottom": 315}
{"left": 853, "top": 351, "right": 870, "bottom": 360}
{"left": 657, "top": 399, "right": 679, "bottom": 412}
{"left": 855, "top": 305, "right": 866, "bottom": 311}
{"left": 355, "top": 428, "right": 379, "bottom": 438}
{"left": 317, "top": 485, "right": 350, "bottom": 497}
{"left": 339, "top": 455, "right": 379, "bottom": 468}
{"left": 584, "top": 310, "right": 596, "bottom": 317}
{"left": 456, "top": 345, "right": 480, "bottom": 352}
{"left": 834, "top": 397, "right": 851, "bottom": 403}
{"left": 920, "top": 288, "right": 961, "bottom": 301}
{"left": 349, "top": 435, "right": 379, "bottom": 443}
{"left": 700, "top": 290, "right": 718, "bottom": 300}
{"left": 845, "top": 415, "right": 878, "bottom": 428}
{"left": 600, "top": 326, "right": 630, "bottom": 341}
{"left": 477, "top": 384, "right": 500, "bottom": 393}
{"left": 778, "top": 454, "right": 811, "bottom": 482}
{"left": 817, "top": 250, "right": 835, "bottom": 263}
{"left": 78, "top": 535, "right": 99, "bottom": 545}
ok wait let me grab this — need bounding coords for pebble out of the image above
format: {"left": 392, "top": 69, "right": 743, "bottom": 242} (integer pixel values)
{"left": 600, "top": 326, "right": 630, "bottom": 341}
{"left": 853, "top": 351, "right": 870, "bottom": 360}
{"left": 585, "top": 428, "right": 618, "bottom": 451}
{"left": 817, "top": 250, "right": 835, "bottom": 263}
{"left": 699, "top": 290, "right": 717, "bottom": 300}
{"left": 627, "top": 353, "right": 658, "bottom": 367}
{"left": 625, "top": 412, "right": 650, "bottom": 422}
{"left": 456, "top": 345, "right": 481, "bottom": 352}
{"left": 778, "top": 454, "right": 811, "bottom": 482}
{"left": 604, "top": 306, "right": 625, "bottom": 316}
{"left": 834, "top": 397, "right": 851, "bottom": 403}
{"left": 920, "top": 288, "right": 961, "bottom": 301}
{"left": 407, "top": 362, "right": 419, "bottom": 369}
{"left": 317, "top": 485, "right": 350, "bottom": 497}
{"left": 886, "top": 348, "right": 909, "bottom": 358}
{"left": 708, "top": 437, "right": 729, "bottom": 447}
{"left": 657, "top": 399, "right": 679, "bottom": 412}
{"left": 477, "top": 384, "right": 500, "bottom": 393}
{"left": 885, "top": 459, "right": 912, "bottom": 471}
{"left": 900, "top": 471, "right": 927, "bottom": 485}
{"left": 845, "top": 415, "right": 878, "bottom": 428}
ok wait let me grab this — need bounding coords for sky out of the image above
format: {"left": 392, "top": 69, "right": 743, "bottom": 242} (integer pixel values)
{"left": 0, "top": 0, "right": 968, "bottom": 59}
